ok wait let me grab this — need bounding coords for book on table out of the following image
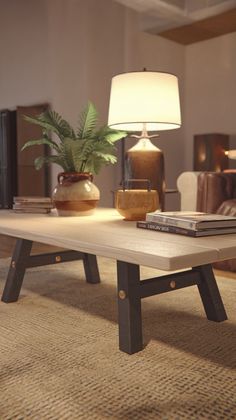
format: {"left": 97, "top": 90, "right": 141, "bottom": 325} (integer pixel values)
{"left": 145, "top": 211, "right": 236, "bottom": 230}
{"left": 136, "top": 220, "right": 236, "bottom": 237}
{"left": 12, "top": 196, "right": 53, "bottom": 214}
{"left": 13, "top": 196, "right": 52, "bottom": 204}
{"left": 13, "top": 207, "right": 51, "bottom": 214}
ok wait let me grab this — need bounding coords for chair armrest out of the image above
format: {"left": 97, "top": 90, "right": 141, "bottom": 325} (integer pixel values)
{"left": 177, "top": 172, "right": 201, "bottom": 211}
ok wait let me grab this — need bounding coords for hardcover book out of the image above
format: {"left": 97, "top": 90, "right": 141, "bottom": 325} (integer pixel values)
{"left": 13, "top": 196, "right": 53, "bottom": 214}
{"left": 137, "top": 220, "right": 236, "bottom": 237}
{"left": 145, "top": 211, "right": 236, "bottom": 230}
{"left": 13, "top": 207, "right": 51, "bottom": 214}
{"left": 13, "top": 202, "right": 54, "bottom": 209}
{"left": 14, "top": 196, "right": 52, "bottom": 203}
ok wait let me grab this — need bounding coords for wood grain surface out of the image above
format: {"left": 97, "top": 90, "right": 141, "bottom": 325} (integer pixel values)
{"left": 0, "top": 209, "right": 236, "bottom": 271}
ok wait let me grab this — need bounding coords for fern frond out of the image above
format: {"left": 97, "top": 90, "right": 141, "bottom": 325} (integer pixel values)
{"left": 82, "top": 155, "right": 102, "bottom": 174}
{"left": 42, "top": 111, "right": 76, "bottom": 139}
{"left": 93, "top": 151, "right": 117, "bottom": 164}
{"left": 24, "top": 114, "right": 61, "bottom": 139}
{"left": 92, "top": 140, "right": 116, "bottom": 155}
{"left": 24, "top": 111, "right": 75, "bottom": 141}
{"left": 68, "top": 140, "right": 84, "bottom": 172}
{"left": 96, "top": 126, "right": 126, "bottom": 144}
{"left": 60, "top": 138, "right": 77, "bottom": 171}
{"left": 24, "top": 103, "right": 123, "bottom": 174}
{"left": 38, "top": 111, "right": 76, "bottom": 140}
{"left": 77, "top": 102, "right": 98, "bottom": 139}
{"left": 34, "top": 155, "right": 67, "bottom": 171}
{"left": 81, "top": 138, "right": 96, "bottom": 159}
{"left": 21, "top": 138, "right": 60, "bottom": 153}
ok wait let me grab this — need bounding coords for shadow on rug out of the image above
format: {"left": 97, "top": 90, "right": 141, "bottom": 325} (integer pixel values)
{"left": 0, "top": 257, "right": 235, "bottom": 420}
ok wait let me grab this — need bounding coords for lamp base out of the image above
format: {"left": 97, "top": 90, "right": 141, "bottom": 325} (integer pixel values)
{"left": 125, "top": 138, "right": 165, "bottom": 211}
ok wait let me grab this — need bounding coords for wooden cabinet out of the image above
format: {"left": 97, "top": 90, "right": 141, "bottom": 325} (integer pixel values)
{"left": 0, "top": 110, "right": 17, "bottom": 208}
{"left": 0, "top": 104, "right": 50, "bottom": 208}
{"left": 16, "top": 104, "right": 50, "bottom": 196}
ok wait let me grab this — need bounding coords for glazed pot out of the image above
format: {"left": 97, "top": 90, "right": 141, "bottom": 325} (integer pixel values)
{"left": 52, "top": 172, "right": 100, "bottom": 216}
{"left": 115, "top": 179, "right": 159, "bottom": 221}
{"left": 115, "top": 189, "right": 159, "bottom": 221}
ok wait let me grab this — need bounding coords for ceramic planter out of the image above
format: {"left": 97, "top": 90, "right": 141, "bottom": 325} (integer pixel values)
{"left": 52, "top": 172, "right": 100, "bottom": 216}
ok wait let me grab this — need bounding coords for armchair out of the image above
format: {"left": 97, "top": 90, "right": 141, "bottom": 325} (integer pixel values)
{"left": 177, "top": 171, "right": 236, "bottom": 271}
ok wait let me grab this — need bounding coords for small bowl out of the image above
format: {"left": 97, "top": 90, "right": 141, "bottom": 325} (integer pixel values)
{"left": 115, "top": 189, "right": 159, "bottom": 221}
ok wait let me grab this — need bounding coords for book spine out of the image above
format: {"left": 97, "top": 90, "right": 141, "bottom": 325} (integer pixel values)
{"left": 137, "top": 221, "right": 197, "bottom": 237}
{"left": 13, "top": 208, "right": 51, "bottom": 214}
{"left": 145, "top": 214, "right": 197, "bottom": 230}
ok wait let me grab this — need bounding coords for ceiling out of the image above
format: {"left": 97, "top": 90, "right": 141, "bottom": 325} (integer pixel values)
{"left": 115, "top": 0, "right": 236, "bottom": 44}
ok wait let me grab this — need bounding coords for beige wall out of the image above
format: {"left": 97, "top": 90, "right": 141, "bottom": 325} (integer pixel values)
{"left": 0, "top": 0, "right": 50, "bottom": 108}
{"left": 0, "top": 0, "right": 185, "bottom": 208}
{"left": 185, "top": 32, "right": 236, "bottom": 170}
{"left": 47, "top": 0, "right": 126, "bottom": 205}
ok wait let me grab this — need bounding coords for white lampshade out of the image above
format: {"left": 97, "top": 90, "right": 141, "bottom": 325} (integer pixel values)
{"left": 226, "top": 150, "right": 236, "bottom": 159}
{"left": 108, "top": 71, "right": 181, "bottom": 132}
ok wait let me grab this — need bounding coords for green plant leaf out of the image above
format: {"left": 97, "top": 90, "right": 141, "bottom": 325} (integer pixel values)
{"left": 60, "top": 138, "right": 77, "bottom": 171}
{"left": 77, "top": 102, "right": 98, "bottom": 139}
{"left": 104, "top": 131, "right": 126, "bottom": 143}
{"left": 24, "top": 103, "right": 124, "bottom": 175}
{"left": 69, "top": 140, "right": 85, "bottom": 172}
{"left": 83, "top": 155, "right": 101, "bottom": 174}
{"left": 34, "top": 156, "right": 45, "bottom": 170}
{"left": 96, "top": 126, "right": 126, "bottom": 144}
{"left": 24, "top": 111, "right": 76, "bottom": 142}
{"left": 93, "top": 152, "right": 117, "bottom": 164}
{"left": 41, "top": 110, "right": 76, "bottom": 139}
{"left": 24, "top": 115, "right": 62, "bottom": 139}
{"left": 21, "top": 138, "right": 60, "bottom": 152}
{"left": 34, "top": 155, "right": 67, "bottom": 171}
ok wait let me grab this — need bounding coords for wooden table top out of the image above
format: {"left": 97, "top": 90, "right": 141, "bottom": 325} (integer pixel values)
{"left": 0, "top": 208, "right": 236, "bottom": 271}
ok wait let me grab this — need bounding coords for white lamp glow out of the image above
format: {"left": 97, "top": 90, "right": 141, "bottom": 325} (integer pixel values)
{"left": 225, "top": 150, "right": 236, "bottom": 159}
{"left": 108, "top": 71, "right": 181, "bottom": 132}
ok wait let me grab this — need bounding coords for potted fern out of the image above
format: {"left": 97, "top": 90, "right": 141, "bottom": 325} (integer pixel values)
{"left": 22, "top": 102, "right": 125, "bottom": 216}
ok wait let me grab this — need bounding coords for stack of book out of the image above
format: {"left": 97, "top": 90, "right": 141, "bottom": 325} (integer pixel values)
{"left": 13, "top": 196, "right": 53, "bottom": 214}
{"left": 137, "top": 211, "right": 236, "bottom": 237}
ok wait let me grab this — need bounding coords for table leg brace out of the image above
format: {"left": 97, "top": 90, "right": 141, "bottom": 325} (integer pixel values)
{"left": 1, "top": 238, "right": 100, "bottom": 303}
{"left": 117, "top": 261, "right": 227, "bottom": 354}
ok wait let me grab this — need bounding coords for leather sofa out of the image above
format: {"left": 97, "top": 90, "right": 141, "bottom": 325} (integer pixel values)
{"left": 177, "top": 171, "right": 236, "bottom": 271}
{"left": 196, "top": 172, "right": 236, "bottom": 216}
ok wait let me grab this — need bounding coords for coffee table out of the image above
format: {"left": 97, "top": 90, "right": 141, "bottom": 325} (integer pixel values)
{"left": 0, "top": 208, "right": 235, "bottom": 354}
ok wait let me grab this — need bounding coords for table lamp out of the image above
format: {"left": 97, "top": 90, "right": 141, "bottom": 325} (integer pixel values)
{"left": 108, "top": 70, "right": 181, "bottom": 210}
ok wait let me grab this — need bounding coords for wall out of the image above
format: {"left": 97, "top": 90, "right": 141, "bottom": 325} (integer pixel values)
{"left": 0, "top": 0, "right": 127, "bottom": 206}
{"left": 185, "top": 32, "right": 236, "bottom": 170}
{"left": 0, "top": 0, "right": 185, "bottom": 209}
{"left": 47, "top": 0, "right": 126, "bottom": 205}
{"left": 0, "top": 0, "right": 50, "bottom": 109}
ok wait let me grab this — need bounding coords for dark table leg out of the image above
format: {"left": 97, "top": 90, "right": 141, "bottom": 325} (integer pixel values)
{"left": 116, "top": 262, "right": 227, "bottom": 354}
{"left": 83, "top": 253, "right": 100, "bottom": 284}
{"left": 2, "top": 239, "right": 33, "bottom": 303}
{"left": 117, "top": 261, "right": 142, "bottom": 354}
{"left": 196, "top": 264, "right": 227, "bottom": 322}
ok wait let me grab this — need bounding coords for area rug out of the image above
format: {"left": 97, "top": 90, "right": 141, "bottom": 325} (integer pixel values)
{"left": 0, "top": 257, "right": 235, "bottom": 420}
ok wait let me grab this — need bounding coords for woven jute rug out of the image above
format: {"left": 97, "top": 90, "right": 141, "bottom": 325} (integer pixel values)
{"left": 0, "top": 256, "right": 235, "bottom": 420}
